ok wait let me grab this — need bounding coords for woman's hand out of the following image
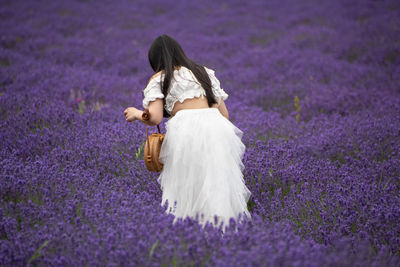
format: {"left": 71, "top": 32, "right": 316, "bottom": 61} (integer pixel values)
{"left": 124, "top": 107, "right": 142, "bottom": 122}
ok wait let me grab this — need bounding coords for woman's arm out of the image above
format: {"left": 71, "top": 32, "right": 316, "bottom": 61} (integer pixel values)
{"left": 143, "top": 98, "right": 163, "bottom": 125}
{"left": 124, "top": 72, "right": 164, "bottom": 125}
{"left": 124, "top": 98, "right": 163, "bottom": 125}
{"left": 217, "top": 100, "right": 229, "bottom": 120}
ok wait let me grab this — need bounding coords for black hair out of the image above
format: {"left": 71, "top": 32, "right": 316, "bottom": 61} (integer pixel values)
{"left": 148, "top": 34, "right": 217, "bottom": 118}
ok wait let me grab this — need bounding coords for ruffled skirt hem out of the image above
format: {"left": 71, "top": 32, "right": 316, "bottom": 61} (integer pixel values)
{"left": 157, "top": 108, "right": 252, "bottom": 230}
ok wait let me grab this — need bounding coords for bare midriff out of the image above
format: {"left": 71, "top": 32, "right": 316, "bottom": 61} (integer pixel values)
{"left": 171, "top": 96, "right": 218, "bottom": 116}
{"left": 168, "top": 65, "right": 218, "bottom": 116}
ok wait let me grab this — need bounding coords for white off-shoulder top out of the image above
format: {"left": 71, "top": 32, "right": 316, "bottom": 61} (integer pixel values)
{"left": 142, "top": 66, "right": 228, "bottom": 115}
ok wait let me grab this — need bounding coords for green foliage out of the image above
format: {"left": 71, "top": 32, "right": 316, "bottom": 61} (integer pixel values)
{"left": 148, "top": 239, "right": 159, "bottom": 260}
{"left": 0, "top": 57, "right": 10, "bottom": 67}
{"left": 135, "top": 141, "right": 145, "bottom": 160}
{"left": 78, "top": 100, "right": 86, "bottom": 114}
{"left": 27, "top": 240, "right": 50, "bottom": 265}
{"left": 294, "top": 95, "right": 301, "bottom": 123}
{"left": 76, "top": 202, "right": 82, "bottom": 217}
{"left": 247, "top": 197, "right": 256, "bottom": 212}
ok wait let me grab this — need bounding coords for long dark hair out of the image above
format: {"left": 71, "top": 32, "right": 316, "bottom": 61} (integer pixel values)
{"left": 148, "top": 34, "right": 217, "bottom": 118}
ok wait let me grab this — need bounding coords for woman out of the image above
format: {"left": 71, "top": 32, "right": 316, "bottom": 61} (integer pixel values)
{"left": 124, "top": 34, "right": 251, "bottom": 232}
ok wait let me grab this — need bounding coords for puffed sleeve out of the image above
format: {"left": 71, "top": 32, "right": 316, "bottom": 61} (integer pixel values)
{"left": 204, "top": 67, "right": 229, "bottom": 105}
{"left": 142, "top": 77, "right": 165, "bottom": 109}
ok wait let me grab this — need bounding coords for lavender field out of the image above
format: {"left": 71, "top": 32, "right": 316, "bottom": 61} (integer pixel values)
{"left": 1, "top": 0, "right": 400, "bottom": 266}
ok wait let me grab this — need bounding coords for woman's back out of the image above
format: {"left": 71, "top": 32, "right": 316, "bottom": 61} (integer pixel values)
{"left": 172, "top": 96, "right": 212, "bottom": 116}
{"left": 142, "top": 65, "right": 229, "bottom": 118}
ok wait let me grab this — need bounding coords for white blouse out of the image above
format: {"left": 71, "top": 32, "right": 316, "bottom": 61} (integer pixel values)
{"left": 142, "top": 66, "right": 229, "bottom": 115}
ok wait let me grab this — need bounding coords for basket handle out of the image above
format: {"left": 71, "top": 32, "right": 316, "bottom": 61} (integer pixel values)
{"left": 143, "top": 108, "right": 161, "bottom": 156}
{"left": 146, "top": 124, "right": 161, "bottom": 139}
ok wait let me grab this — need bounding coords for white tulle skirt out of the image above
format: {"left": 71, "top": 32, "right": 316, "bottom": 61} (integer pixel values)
{"left": 157, "top": 107, "right": 252, "bottom": 231}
